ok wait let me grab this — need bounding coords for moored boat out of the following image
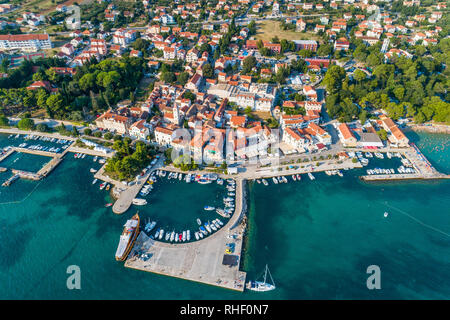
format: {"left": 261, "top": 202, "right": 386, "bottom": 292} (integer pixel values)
{"left": 132, "top": 198, "right": 147, "bottom": 206}
{"left": 115, "top": 213, "right": 140, "bottom": 261}
{"left": 246, "top": 264, "right": 276, "bottom": 292}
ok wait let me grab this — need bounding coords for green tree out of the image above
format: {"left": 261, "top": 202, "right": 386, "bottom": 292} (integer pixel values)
{"left": 202, "top": 63, "right": 214, "bottom": 78}
{"left": 17, "top": 118, "right": 34, "bottom": 130}
{"left": 242, "top": 56, "right": 257, "bottom": 74}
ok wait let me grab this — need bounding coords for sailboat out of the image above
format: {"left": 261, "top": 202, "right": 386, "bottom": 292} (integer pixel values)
{"left": 246, "top": 264, "right": 276, "bottom": 292}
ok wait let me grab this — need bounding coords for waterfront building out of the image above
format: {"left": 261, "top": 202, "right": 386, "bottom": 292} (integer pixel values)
{"left": 379, "top": 116, "right": 409, "bottom": 147}
{"left": 95, "top": 110, "right": 133, "bottom": 134}
{"left": 0, "top": 34, "right": 52, "bottom": 52}
{"left": 337, "top": 123, "right": 357, "bottom": 147}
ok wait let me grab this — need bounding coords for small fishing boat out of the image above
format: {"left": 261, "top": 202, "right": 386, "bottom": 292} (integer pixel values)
{"left": 175, "top": 233, "right": 179, "bottom": 242}
{"left": 187, "top": 230, "right": 190, "bottom": 241}
{"left": 93, "top": 156, "right": 98, "bottom": 162}
{"left": 204, "top": 206, "right": 215, "bottom": 211}
{"left": 155, "top": 228, "right": 160, "bottom": 239}
{"left": 210, "top": 222, "right": 217, "bottom": 232}
{"left": 159, "top": 229, "right": 164, "bottom": 240}
{"left": 262, "top": 179, "right": 268, "bottom": 186}
{"left": 195, "top": 232, "right": 199, "bottom": 241}
{"left": 308, "top": 172, "right": 315, "bottom": 180}
{"left": 282, "top": 176, "right": 288, "bottom": 183}
{"left": 384, "top": 212, "right": 389, "bottom": 218}
{"left": 198, "top": 231, "right": 204, "bottom": 238}
{"left": 182, "top": 231, "right": 186, "bottom": 242}
{"left": 106, "top": 184, "right": 110, "bottom": 191}
{"left": 272, "top": 177, "right": 278, "bottom": 184}
{"left": 92, "top": 178, "right": 98, "bottom": 185}
{"left": 197, "top": 218, "right": 202, "bottom": 225}
{"left": 165, "top": 231, "right": 171, "bottom": 241}
{"left": 179, "top": 233, "right": 182, "bottom": 242}
{"left": 99, "top": 182, "right": 106, "bottom": 190}
{"left": 217, "top": 219, "right": 224, "bottom": 226}
{"left": 292, "top": 175, "right": 297, "bottom": 181}
{"left": 204, "top": 222, "right": 212, "bottom": 233}
{"left": 105, "top": 203, "right": 113, "bottom": 207}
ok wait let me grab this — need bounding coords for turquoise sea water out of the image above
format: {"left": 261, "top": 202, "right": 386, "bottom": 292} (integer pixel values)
{"left": 0, "top": 131, "right": 448, "bottom": 299}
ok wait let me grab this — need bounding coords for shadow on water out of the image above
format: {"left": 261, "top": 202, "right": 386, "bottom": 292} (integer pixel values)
{"left": 0, "top": 217, "right": 34, "bottom": 268}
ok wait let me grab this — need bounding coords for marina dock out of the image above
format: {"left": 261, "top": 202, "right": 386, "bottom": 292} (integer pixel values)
{"left": 359, "top": 146, "right": 448, "bottom": 182}
{"left": 124, "top": 178, "right": 247, "bottom": 292}
{"left": 360, "top": 173, "right": 450, "bottom": 181}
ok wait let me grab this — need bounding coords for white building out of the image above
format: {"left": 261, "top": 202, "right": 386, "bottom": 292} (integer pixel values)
{"left": 0, "top": 34, "right": 52, "bottom": 52}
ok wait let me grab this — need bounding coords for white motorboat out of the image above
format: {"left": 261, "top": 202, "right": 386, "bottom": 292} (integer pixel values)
{"left": 132, "top": 198, "right": 147, "bottom": 206}
{"left": 308, "top": 172, "right": 315, "bottom": 180}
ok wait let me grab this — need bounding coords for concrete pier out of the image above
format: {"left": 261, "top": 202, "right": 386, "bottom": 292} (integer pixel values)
{"left": 359, "top": 146, "right": 448, "bottom": 182}
{"left": 0, "top": 148, "right": 15, "bottom": 162}
{"left": 124, "top": 178, "right": 247, "bottom": 292}
{"left": 112, "top": 157, "right": 164, "bottom": 214}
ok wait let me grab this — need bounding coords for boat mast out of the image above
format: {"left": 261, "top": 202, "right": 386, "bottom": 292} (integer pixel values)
{"left": 263, "top": 264, "right": 268, "bottom": 284}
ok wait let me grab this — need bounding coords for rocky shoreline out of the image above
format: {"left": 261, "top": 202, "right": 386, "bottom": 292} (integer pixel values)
{"left": 404, "top": 124, "right": 450, "bottom": 134}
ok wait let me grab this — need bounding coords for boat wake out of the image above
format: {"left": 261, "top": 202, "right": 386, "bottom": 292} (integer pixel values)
{"left": 0, "top": 180, "right": 43, "bottom": 205}
{"left": 383, "top": 201, "right": 450, "bottom": 238}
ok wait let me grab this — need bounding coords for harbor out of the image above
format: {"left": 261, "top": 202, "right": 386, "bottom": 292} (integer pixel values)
{"left": 124, "top": 178, "right": 247, "bottom": 292}
{"left": 0, "top": 132, "right": 116, "bottom": 187}
{"left": 0, "top": 130, "right": 449, "bottom": 299}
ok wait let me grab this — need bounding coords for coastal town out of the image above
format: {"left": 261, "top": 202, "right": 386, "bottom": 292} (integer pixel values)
{"left": 0, "top": 0, "right": 449, "bottom": 293}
